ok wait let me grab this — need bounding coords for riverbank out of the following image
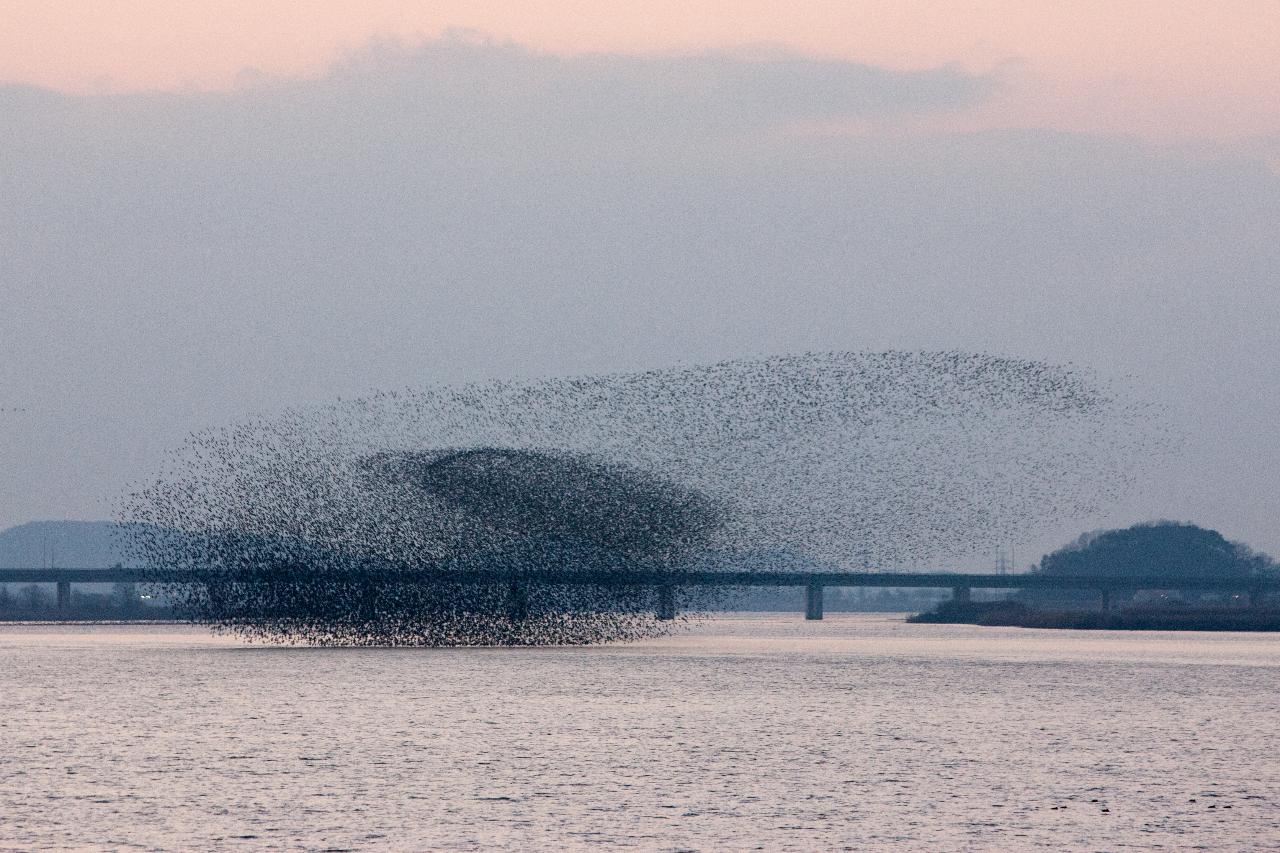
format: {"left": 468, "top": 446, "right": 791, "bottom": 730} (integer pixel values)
{"left": 910, "top": 601, "right": 1280, "bottom": 631}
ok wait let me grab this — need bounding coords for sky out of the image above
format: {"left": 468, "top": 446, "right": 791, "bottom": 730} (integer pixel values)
{"left": 1, "top": 2, "right": 1278, "bottom": 561}
{"left": 3, "top": 1, "right": 1279, "bottom": 140}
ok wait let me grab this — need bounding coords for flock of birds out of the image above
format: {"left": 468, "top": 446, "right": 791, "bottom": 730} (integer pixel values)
{"left": 119, "top": 351, "right": 1152, "bottom": 645}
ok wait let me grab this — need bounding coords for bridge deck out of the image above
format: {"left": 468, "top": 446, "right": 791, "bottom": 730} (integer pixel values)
{"left": 2, "top": 567, "right": 1275, "bottom": 592}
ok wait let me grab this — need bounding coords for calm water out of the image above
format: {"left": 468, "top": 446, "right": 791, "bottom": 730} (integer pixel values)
{"left": 2, "top": 615, "right": 1278, "bottom": 851}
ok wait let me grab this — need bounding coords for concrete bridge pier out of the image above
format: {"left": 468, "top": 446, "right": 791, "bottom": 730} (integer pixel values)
{"left": 805, "top": 581, "right": 824, "bottom": 620}
{"left": 656, "top": 584, "right": 677, "bottom": 621}
{"left": 951, "top": 585, "right": 971, "bottom": 603}
{"left": 56, "top": 580, "right": 71, "bottom": 611}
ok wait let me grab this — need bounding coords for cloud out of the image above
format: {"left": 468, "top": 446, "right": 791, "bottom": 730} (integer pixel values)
{"left": 323, "top": 33, "right": 995, "bottom": 129}
{"left": 2, "top": 34, "right": 996, "bottom": 181}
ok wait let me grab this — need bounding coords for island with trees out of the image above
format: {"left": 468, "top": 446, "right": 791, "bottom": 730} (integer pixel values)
{"left": 911, "top": 521, "right": 1280, "bottom": 630}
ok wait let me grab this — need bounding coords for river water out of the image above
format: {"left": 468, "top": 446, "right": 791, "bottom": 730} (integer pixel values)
{"left": 2, "top": 615, "right": 1277, "bottom": 851}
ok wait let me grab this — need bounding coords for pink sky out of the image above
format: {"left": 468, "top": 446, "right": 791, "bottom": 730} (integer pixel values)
{"left": 2, "top": 1, "right": 1277, "bottom": 139}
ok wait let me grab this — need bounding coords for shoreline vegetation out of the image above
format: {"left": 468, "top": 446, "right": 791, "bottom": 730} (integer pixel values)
{"left": 9, "top": 609, "right": 1280, "bottom": 631}
{"left": 909, "top": 600, "right": 1280, "bottom": 631}
{"left": 0, "top": 581, "right": 177, "bottom": 621}
{"left": 9, "top": 601, "right": 1280, "bottom": 631}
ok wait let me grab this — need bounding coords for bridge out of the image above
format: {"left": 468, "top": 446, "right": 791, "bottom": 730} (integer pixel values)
{"left": 3, "top": 567, "right": 1276, "bottom": 620}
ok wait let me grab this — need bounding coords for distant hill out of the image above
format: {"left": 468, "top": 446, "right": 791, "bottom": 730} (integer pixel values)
{"left": 1017, "top": 521, "right": 1277, "bottom": 609}
{"left": 1035, "top": 521, "right": 1275, "bottom": 580}
{"left": 0, "top": 521, "right": 136, "bottom": 568}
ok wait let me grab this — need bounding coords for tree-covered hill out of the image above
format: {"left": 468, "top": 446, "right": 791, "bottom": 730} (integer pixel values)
{"left": 1035, "top": 521, "right": 1275, "bottom": 580}
{"left": 914, "top": 521, "right": 1280, "bottom": 626}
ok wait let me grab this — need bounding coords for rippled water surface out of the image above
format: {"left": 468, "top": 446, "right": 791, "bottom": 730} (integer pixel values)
{"left": 3, "top": 615, "right": 1279, "bottom": 851}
